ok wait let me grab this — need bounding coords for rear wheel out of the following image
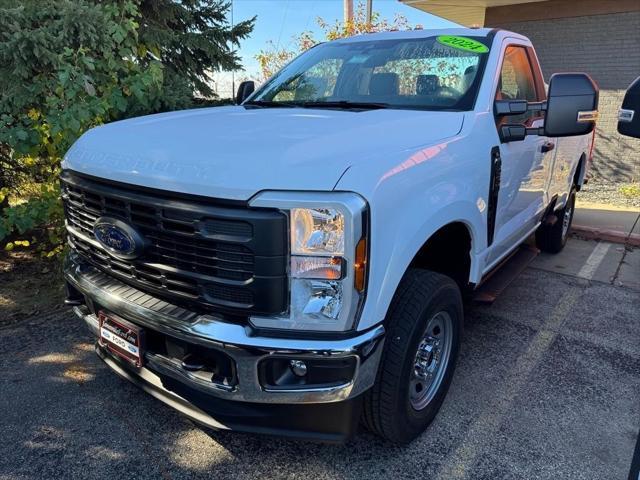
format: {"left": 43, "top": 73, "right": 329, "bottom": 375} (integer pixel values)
{"left": 536, "top": 186, "right": 577, "bottom": 254}
{"left": 362, "top": 269, "right": 463, "bottom": 443}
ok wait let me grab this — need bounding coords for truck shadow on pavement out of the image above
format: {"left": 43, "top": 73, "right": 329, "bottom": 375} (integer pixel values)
{"left": 1, "top": 267, "right": 639, "bottom": 480}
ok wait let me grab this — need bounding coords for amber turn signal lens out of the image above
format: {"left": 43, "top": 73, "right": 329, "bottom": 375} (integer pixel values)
{"left": 354, "top": 237, "right": 367, "bottom": 292}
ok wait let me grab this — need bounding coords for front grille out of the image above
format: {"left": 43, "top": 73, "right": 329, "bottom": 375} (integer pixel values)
{"left": 61, "top": 170, "right": 288, "bottom": 315}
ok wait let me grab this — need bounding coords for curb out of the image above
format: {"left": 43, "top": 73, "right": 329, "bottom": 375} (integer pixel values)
{"left": 575, "top": 201, "right": 639, "bottom": 213}
{"left": 572, "top": 224, "right": 640, "bottom": 247}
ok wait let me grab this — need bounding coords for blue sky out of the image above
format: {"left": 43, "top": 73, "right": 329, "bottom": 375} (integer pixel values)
{"left": 212, "top": 0, "right": 458, "bottom": 96}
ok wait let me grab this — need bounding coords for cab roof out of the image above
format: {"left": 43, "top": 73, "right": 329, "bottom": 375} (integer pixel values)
{"left": 333, "top": 27, "right": 527, "bottom": 44}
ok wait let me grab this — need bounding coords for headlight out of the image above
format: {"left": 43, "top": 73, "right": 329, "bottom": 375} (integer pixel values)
{"left": 249, "top": 191, "right": 368, "bottom": 332}
{"left": 291, "top": 208, "right": 344, "bottom": 255}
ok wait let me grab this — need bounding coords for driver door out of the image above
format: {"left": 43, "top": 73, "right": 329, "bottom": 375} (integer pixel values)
{"left": 488, "top": 44, "right": 554, "bottom": 264}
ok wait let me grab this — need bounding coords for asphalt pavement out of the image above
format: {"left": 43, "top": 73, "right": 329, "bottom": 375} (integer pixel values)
{"left": 1, "top": 237, "right": 638, "bottom": 480}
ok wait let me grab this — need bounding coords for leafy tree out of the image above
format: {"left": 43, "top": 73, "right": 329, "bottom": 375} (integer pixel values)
{"left": 0, "top": 0, "right": 253, "bottom": 252}
{"left": 1, "top": 1, "right": 163, "bottom": 164}
{"left": 255, "top": 2, "right": 411, "bottom": 81}
{"left": 0, "top": 0, "right": 164, "bottom": 249}
{"left": 139, "top": 0, "right": 255, "bottom": 99}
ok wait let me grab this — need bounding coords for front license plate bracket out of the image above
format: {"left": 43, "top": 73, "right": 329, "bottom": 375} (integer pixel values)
{"left": 98, "top": 311, "right": 145, "bottom": 368}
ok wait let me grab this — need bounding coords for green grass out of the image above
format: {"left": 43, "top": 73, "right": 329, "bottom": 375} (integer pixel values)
{"left": 619, "top": 183, "right": 640, "bottom": 199}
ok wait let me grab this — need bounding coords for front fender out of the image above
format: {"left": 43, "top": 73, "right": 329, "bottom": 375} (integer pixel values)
{"left": 335, "top": 134, "right": 490, "bottom": 332}
{"left": 363, "top": 201, "right": 483, "bottom": 331}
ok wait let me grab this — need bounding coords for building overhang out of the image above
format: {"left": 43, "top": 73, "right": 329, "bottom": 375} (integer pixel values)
{"left": 399, "top": 0, "right": 544, "bottom": 27}
{"left": 400, "top": 0, "right": 640, "bottom": 27}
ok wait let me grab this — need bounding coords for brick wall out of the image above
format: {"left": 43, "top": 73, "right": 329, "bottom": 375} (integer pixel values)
{"left": 489, "top": 12, "right": 640, "bottom": 182}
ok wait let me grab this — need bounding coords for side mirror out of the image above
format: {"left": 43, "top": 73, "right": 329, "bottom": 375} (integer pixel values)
{"left": 544, "top": 73, "right": 599, "bottom": 137}
{"left": 235, "top": 80, "right": 255, "bottom": 105}
{"left": 494, "top": 100, "right": 546, "bottom": 142}
{"left": 618, "top": 76, "right": 640, "bottom": 139}
{"left": 494, "top": 100, "right": 528, "bottom": 116}
{"left": 499, "top": 124, "right": 526, "bottom": 143}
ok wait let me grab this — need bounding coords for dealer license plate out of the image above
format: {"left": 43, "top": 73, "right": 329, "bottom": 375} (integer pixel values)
{"left": 98, "top": 311, "right": 145, "bottom": 368}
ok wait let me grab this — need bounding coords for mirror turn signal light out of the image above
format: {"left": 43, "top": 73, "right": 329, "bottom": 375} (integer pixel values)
{"left": 577, "top": 110, "right": 599, "bottom": 123}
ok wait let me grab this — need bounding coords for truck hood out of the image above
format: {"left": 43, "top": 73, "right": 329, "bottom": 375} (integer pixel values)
{"left": 63, "top": 106, "right": 464, "bottom": 201}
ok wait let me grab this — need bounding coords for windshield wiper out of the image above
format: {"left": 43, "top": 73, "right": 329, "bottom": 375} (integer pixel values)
{"left": 243, "top": 100, "right": 298, "bottom": 108}
{"left": 300, "top": 100, "right": 390, "bottom": 110}
{"left": 243, "top": 99, "right": 390, "bottom": 110}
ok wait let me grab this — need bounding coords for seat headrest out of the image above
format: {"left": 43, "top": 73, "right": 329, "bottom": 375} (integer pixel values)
{"left": 462, "top": 66, "right": 478, "bottom": 91}
{"left": 416, "top": 75, "right": 440, "bottom": 95}
{"left": 369, "top": 73, "right": 399, "bottom": 96}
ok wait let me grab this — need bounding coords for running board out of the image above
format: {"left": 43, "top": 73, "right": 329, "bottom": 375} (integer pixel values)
{"left": 473, "top": 244, "right": 540, "bottom": 304}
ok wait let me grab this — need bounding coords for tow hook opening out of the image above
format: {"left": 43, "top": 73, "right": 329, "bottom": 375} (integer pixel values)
{"left": 64, "top": 281, "right": 84, "bottom": 306}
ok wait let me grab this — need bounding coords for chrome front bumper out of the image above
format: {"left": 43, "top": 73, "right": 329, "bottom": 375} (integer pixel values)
{"left": 65, "top": 252, "right": 385, "bottom": 405}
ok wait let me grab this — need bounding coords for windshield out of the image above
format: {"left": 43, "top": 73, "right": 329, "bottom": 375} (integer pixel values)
{"left": 250, "top": 35, "right": 491, "bottom": 111}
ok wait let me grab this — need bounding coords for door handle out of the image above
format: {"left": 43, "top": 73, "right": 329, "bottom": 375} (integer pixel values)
{"left": 541, "top": 141, "right": 555, "bottom": 153}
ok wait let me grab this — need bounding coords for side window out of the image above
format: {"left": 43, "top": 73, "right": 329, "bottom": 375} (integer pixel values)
{"left": 496, "top": 46, "right": 540, "bottom": 125}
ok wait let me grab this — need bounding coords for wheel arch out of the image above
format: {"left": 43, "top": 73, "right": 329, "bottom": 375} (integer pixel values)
{"left": 357, "top": 207, "right": 483, "bottom": 333}
{"left": 408, "top": 221, "right": 475, "bottom": 292}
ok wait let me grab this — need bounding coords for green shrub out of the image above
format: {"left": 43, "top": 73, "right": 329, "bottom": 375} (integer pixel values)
{"left": 619, "top": 183, "right": 640, "bottom": 199}
{"left": 0, "top": 0, "right": 164, "bottom": 251}
{"left": 1, "top": 183, "right": 64, "bottom": 256}
{"left": 0, "top": 0, "right": 254, "bottom": 253}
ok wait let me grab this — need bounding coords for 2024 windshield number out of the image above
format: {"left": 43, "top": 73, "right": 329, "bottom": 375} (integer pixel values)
{"left": 437, "top": 36, "right": 489, "bottom": 53}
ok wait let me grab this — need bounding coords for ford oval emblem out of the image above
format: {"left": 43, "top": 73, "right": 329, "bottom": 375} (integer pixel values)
{"left": 93, "top": 216, "right": 146, "bottom": 259}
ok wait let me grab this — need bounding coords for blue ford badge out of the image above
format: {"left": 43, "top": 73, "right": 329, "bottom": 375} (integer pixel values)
{"left": 93, "top": 216, "right": 146, "bottom": 259}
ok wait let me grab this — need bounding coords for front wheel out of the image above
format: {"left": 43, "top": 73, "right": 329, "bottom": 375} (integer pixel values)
{"left": 536, "top": 186, "right": 577, "bottom": 254}
{"left": 362, "top": 269, "right": 463, "bottom": 444}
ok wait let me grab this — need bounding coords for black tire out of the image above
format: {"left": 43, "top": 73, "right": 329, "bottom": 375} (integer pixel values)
{"left": 362, "top": 269, "right": 463, "bottom": 444}
{"left": 536, "top": 186, "right": 577, "bottom": 254}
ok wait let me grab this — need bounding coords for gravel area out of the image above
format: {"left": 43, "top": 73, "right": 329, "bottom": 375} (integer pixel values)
{"left": 579, "top": 181, "right": 640, "bottom": 209}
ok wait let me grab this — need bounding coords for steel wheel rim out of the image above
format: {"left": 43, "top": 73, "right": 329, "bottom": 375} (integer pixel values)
{"left": 562, "top": 197, "right": 574, "bottom": 238}
{"left": 409, "top": 311, "right": 453, "bottom": 411}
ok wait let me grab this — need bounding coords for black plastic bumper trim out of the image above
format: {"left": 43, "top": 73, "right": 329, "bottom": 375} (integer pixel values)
{"left": 97, "top": 345, "right": 362, "bottom": 443}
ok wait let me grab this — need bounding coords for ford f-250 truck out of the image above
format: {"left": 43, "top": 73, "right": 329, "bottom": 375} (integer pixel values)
{"left": 62, "top": 28, "right": 598, "bottom": 443}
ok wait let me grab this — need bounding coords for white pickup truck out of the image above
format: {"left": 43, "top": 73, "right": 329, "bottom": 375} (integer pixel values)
{"left": 62, "top": 28, "right": 598, "bottom": 443}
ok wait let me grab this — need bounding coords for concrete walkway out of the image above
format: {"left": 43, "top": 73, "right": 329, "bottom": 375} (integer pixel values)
{"left": 573, "top": 201, "right": 640, "bottom": 245}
